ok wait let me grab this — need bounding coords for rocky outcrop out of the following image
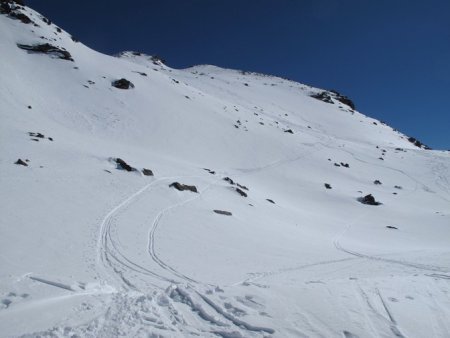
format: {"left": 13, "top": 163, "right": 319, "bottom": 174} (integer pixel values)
{"left": 169, "top": 182, "right": 198, "bottom": 193}
{"left": 14, "top": 158, "right": 28, "bottom": 166}
{"left": 358, "top": 194, "right": 381, "bottom": 206}
{"left": 310, "top": 90, "right": 355, "bottom": 110}
{"left": 17, "top": 43, "right": 74, "bottom": 61}
{"left": 407, "top": 136, "right": 431, "bottom": 150}
{"left": 142, "top": 168, "right": 153, "bottom": 176}
{"left": 115, "top": 158, "right": 135, "bottom": 172}
{"left": 235, "top": 188, "right": 247, "bottom": 197}
{"left": 213, "top": 210, "right": 232, "bottom": 216}
{"left": 112, "top": 78, "right": 134, "bottom": 89}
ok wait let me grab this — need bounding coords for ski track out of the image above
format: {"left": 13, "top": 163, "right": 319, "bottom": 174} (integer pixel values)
{"left": 93, "top": 173, "right": 278, "bottom": 336}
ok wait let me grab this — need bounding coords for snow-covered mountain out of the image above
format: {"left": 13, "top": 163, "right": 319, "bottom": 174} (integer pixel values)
{"left": 1, "top": 2, "right": 450, "bottom": 337}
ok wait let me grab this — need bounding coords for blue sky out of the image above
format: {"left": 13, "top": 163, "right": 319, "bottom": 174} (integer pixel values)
{"left": 27, "top": 0, "right": 450, "bottom": 149}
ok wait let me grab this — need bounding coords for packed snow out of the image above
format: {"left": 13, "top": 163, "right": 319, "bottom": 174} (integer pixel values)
{"left": 1, "top": 2, "right": 449, "bottom": 337}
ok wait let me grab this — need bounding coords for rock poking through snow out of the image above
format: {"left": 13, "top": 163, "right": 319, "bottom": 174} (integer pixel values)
{"left": 17, "top": 43, "right": 74, "bottom": 61}
{"left": 142, "top": 168, "right": 153, "bottom": 176}
{"left": 115, "top": 158, "right": 135, "bottom": 172}
{"left": 14, "top": 158, "right": 28, "bottom": 166}
{"left": 214, "top": 210, "right": 232, "bottom": 216}
{"left": 358, "top": 194, "right": 381, "bottom": 206}
{"left": 169, "top": 182, "right": 198, "bottom": 193}
{"left": 112, "top": 78, "right": 134, "bottom": 89}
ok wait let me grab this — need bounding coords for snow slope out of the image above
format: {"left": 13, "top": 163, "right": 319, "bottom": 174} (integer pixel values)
{"left": 1, "top": 2, "right": 449, "bottom": 337}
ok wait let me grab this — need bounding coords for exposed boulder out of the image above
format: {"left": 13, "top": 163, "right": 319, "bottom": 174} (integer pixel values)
{"left": 330, "top": 90, "right": 356, "bottom": 110}
{"left": 213, "top": 210, "right": 232, "bottom": 216}
{"left": 358, "top": 194, "right": 381, "bottom": 206}
{"left": 151, "top": 55, "right": 166, "bottom": 65}
{"left": 235, "top": 188, "right": 247, "bottom": 197}
{"left": 1, "top": 1, "right": 31, "bottom": 24}
{"left": 310, "top": 90, "right": 355, "bottom": 109}
{"left": 373, "top": 180, "right": 382, "bottom": 185}
{"left": 223, "top": 177, "right": 234, "bottom": 185}
{"left": 142, "top": 168, "right": 153, "bottom": 176}
{"left": 115, "top": 158, "right": 135, "bottom": 172}
{"left": 284, "top": 129, "right": 294, "bottom": 134}
{"left": 386, "top": 226, "right": 398, "bottom": 230}
{"left": 28, "top": 132, "right": 45, "bottom": 138}
{"left": 324, "top": 183, "right": 332, "bottom": 189}
{"left": 310, "top": 91, "right": 334, "bottom": 104}
{"left": 407, "top": 136, "right": 431, "bottom": 150}
{"left": 112, "top": 78, "right": 134, "bottom": 89}
{"left": 266, "top": 199, "right": 275, "bottom": 204}
{"left": 14, "top": 158, "right": 28, "bottom": 166}
{"left": 17, "top": 43, "right": 74, "bottom": 61}
{"left": 169, "top": 182, "right": 198, "bottom": 193}
{"left": 237, "top": 183, "right": 248, "bottom": 191}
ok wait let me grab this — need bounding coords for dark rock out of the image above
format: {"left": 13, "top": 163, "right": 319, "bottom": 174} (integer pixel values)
{"left": 17, "top": 43, "right": 74, "bottom": 61}
{"left": 394, "top": 185, "right": 402, "bottom": 189}
{"left": 9, "top": 11, "right": 31, "bottom": 23}
{"left": 407, "top": 136, "right": 431, "bottom": 150}
{"left": 386, "top": 226, "right": 398, "bottom": 230}
{"left": 115, "top": 158, "right": 135, "bottom": 172}
{"left": 112, "top": 78, "right": 134, "bottom": 89}
{"left": 266, "top": 199, "right": 275, "bottom": 204}
{"left": 1, "top": 2, "right": 32, "bottom": 23}
{"left": 235, "top": 188, "right": 247, "bottom": 197}
{"left": 213, "top": 209, "right": 232, "bottom": 216}
{"left": 169, "top": 182, "right": 198, "bottom": 193}
{"left": 27, "top": 105, "right": 32, "bottom": 109}
{"left": 41, "top": 16, "right": 51, "bottom": 25}
{"left": 311, "top": 91, "right": 334, "bottom": 104}
{"left": 237, "top": 183, "right": 248, "bottom": 191}
{"left": 142, "top": 168, "right": 153, "bottom": 176}
{"left": 340, "top": 162, "right": 350, "bottom": 168}
{"left": 29, "top": 132, "right": 45, "bottom": 138}
{"left": 150, "top": 55, "right": 166, "bottom": 65}
{"left": 324, "top": 183, "right": 332, "bottom": 189}
{"left": 284, "top": 129, "right": 294, "bottom": 134}
{"left": 358, "top": 194, "right": 381, "bottom": 206}
{"left": 334, "top": 163, "right": 340, "bottom": 167}
{"left": 311, "top": 90, "right": 355, "bottom": 109}
{"left": 223, "top": 177, "right": 235, "bottom": 185}
{"left": 15, "top": 158, "right": 28, "bottom": 166}
{"left": 373, "top": 180, "right": 382, "bottom": 185}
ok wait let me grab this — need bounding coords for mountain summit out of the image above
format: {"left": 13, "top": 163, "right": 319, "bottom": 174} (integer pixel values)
{"left": 1, "top": 2, "right": 449, "bottom": 337}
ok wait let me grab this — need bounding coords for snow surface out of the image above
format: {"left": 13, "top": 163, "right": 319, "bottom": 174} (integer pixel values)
{"left": 1, "top": 4, "right": 450, "bottom": 337}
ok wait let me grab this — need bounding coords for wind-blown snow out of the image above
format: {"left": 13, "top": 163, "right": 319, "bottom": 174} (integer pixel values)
{"left": 1, "top": 3, "right": 449, "bottom": 337}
